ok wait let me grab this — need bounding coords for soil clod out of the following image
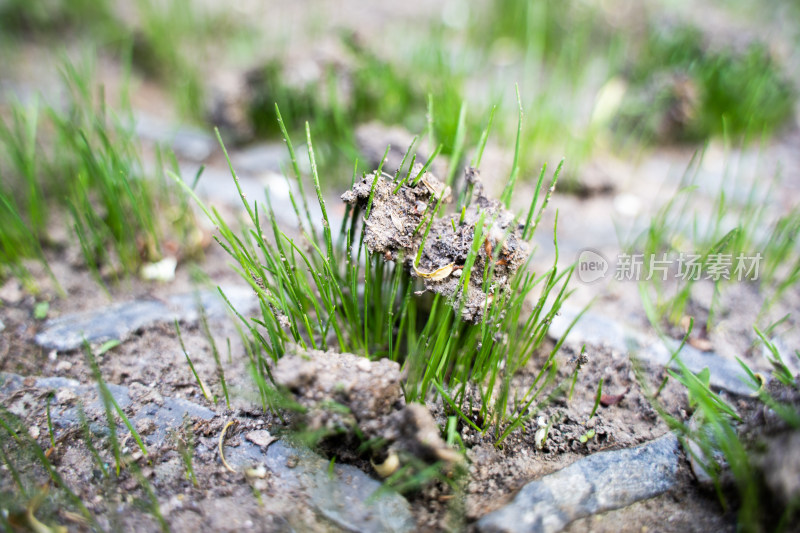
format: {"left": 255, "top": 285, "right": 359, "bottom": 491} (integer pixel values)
{"left": 273, "top": 348, "right": 462, "bottom": 471}
{"left": 342, "top": 167, "right": 530, "bottom": 322}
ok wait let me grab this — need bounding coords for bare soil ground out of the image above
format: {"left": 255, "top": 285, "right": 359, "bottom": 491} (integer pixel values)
{"left": 0, "top": 234, "right": 733, "bottom": 531}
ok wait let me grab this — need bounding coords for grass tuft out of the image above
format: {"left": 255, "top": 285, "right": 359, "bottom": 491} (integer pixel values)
{"left": 0, "top": 54, "right": 201, "bottom": 289}
{"left": 176, "top": 107, "right": 573, "bottom": 442}
{"left": 635, "top": 314, "right": 800, "bottom": 530}
{"left": 615, "top": 23, "right": 795, "bottom": 143}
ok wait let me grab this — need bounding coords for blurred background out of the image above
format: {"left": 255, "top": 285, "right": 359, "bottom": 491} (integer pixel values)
{"left": 2, "top": 0, "right": 797, "bottom": 186}
{"left": 1, "top": 0, "right": 799, "bottom": 318}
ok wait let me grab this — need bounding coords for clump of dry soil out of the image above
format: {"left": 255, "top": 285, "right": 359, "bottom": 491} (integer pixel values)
{"left": 273, "top": 348, "right": 462, "bottom": 475}
{"left": 342, "top": 166, "right": 529, "bottom": 322}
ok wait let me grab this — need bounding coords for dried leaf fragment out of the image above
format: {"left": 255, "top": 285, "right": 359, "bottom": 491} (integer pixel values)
{"left": 390, "top": 211, "right": 404, "bottom": 233}
{"left": 600, "top": 387, "right": 630, "bottom": 407}
{"left": 413, "top": 263, "right": 455, "bottom": 281}
{"left": 688, "top": 337, "right": 714, "bottom": 352}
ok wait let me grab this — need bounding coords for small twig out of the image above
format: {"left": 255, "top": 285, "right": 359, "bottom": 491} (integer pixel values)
{"left": 219, "top": 420, "right": 236, "bottom": 473}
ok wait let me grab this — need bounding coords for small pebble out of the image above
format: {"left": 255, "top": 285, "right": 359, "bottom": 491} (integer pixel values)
{"left": 245, "top": 430, "right": 276, "bottom": 448}
{"left": 245, "top": 465, "right": 268, "bottom": 479}
{"left": 613, "top": 193, "right": 642, "bottom": 217}
{"left": 140, "top": 257, "right": 178, "bottom": 282}
{"left": 55, "top": 388, "right": 78, "bottom": 404}
{"left": 0, "top": 280, "right": 22, "bottom": 304}
{"left": 535, "top": 427, "right": 547, "bottom": 449}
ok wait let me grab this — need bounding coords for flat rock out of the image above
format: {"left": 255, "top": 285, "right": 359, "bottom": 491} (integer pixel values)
{"left": 477, "top": 433, "right": 680, "bottom": 533}
{"left": 763, "top": 335, "right": 800, "bottom": 376}
{"left": 762, "top": 431, "right": 800, "bottom": 506}
{"left": 0, "top": 374, "right": 415, "bottom": 533}
{"left": 0, "top": 372, "right": 414, "bottom": 532}
{"left": 226, "top": 438, "right": 415, "bottom": 533}
{"left": 134, "top": 113, "right": 216, "bottom": 161}
{"left": 184, "top": 163, "right": 301, "bottom": 228}
{"left": 0, "top": 373, "right": 215, "bottom": 448}
{"left": 35, "top": 286, "right": 258, "bottom": 352}
{"left": 566, "top": 162, "right": 615, "bottom": 197}
{"left": 651, "top": 340, "right": 753, "bottom": 396}
{"left": 549, "top": 308, "right": 753, "bottom": 396}
{"left": 230, "top": 143, "right": 289, "bottom": 175}
{"left": 550, "top": 309, "right": 629, "bottom": 354}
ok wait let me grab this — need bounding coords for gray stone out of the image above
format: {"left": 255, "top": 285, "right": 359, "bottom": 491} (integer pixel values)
{"left": 181, "top": 164, "right": 263, "bottom": 205}
{"left": 226, "top": 439, "right": 415, "bottom": 533}
{"left": 33, "top": 376, "right": 82, "bottom": 389}
{"left": 685, "top": 414, "right": 724, "bottom": 486}
{"left": 0, "top": 318, "right": 4, "bottom": 332}
{"left": 166, "top": 286, "right": 257, "bottom": 324}
{"left": 477, "top": 433, "right": 680, "bottom": 533}
{"left": 651, "top": 340, "right": 753, "bottom": 396}
{"left": 0, "top": 371, "right": 413, "bottom": 532}
{"left": 76, "top": 381, "right": 216, "bottom": 445}
{"left": 172, "top": 131, "right": 216, "bottom": 162}
{"left": 129, "top": 392, "right": 215, "bottom": 445}
{"left": 134, "top": 113, "right": 216, "bottom": 161}
{"left": 34, "top": 286, "right": 257, "bottom": 352}
{"left": 35, "top": 299, "right": 166, "bottom": 352}
{"left": 762, "top": 336, "right": 800, "bottom": 376}
{"left": 549, "top": 308, "right": 753, "bottom": 396}
{"left": 0, "top": 373, "right": 25, "bottom": 394}
{"left": 549, "top": 310, "right": 629, "bottom": 354}
{"left": 0, "top": 373, "right": 215, "bottom": 448}
{"left": 230, "top": 143, "right": 288, "bottom": 175}
{"left": 569, "top": 163, "right": 615, "bottom": 197}
{"left": 762, "top": 431, "right": 800, "bottom": 506}
{"left": 183, "top": 163, "right": 302, "bottom": 228}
